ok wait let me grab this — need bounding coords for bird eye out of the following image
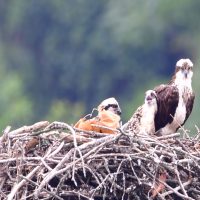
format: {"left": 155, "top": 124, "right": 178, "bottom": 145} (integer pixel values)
{"left": 111, "top": 104, "right": 118, "bottom": 108}
{"left": 104, "top": 104, "right": 118, "bottom": 110}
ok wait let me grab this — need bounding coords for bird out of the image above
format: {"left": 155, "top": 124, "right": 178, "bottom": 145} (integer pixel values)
{"left": 74, "top": 97, "right": 121, "bottom": 134}
{"left": 154, "top": 58, "right": 195, "bottom": 135}
{"left": 122, "top": 90, "right": 158, "bottom": 135}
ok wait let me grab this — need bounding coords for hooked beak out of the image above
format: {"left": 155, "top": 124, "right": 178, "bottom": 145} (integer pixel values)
{"left": 146, "top": 96, "right": 152, "bottom": 101}
{"left": 116, "top": 107, "right": 122, "bottom": 116}
{"left": 183, "top": 70, "right": 188, "bottom": 78}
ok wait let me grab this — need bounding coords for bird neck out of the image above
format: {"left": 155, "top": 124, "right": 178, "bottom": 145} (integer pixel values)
{"left": 169, "top": 73, "right": 192, "bottom": 90}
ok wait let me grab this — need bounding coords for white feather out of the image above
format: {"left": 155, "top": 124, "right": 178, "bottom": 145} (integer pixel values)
{"left": 176, "top": 58, "right": 193, "bottom": 67}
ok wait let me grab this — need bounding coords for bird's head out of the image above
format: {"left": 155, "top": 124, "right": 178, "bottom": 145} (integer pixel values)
{"left": 145, "top": 90, "right": 157, "bottom": 106}
{"left": 98, "top": 97, "right": 121, "bottom": 116}
{"left": 175, "top": 58, "right": 193, "bottom": 81}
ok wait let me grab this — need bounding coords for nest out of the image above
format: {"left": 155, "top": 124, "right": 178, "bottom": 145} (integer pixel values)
{"left": 1, "top": 121, "right": 200, "bottom": 200}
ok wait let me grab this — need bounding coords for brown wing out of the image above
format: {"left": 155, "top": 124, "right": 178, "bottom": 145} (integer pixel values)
{"left": 122, "top": 106, "right": 143, "bottom": 133}
{"left": 154, "top": 84, "right": 179, "bottom": 132}
{"left": 182, "top": 92, "right": 195, "bottom": 125}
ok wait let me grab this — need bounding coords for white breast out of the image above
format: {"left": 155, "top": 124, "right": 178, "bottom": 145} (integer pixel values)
{"left": 140, "top": 104, "right": 157, "bottom": 135}
{"left": 160, "top": 85, "right": 191, "bottom": 135}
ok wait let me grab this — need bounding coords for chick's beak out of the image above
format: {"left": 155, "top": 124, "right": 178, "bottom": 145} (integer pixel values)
{"left": 116, "top": 107, "right": 122, "bottom": 116}
{"left": 146, "top": 96, "right": 152, "bottom": 101}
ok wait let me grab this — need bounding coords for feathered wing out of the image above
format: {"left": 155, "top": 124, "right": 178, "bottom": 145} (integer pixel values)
{"left": 154, "top": 84, "right": 179, "bottom": 132}
{"left": 183, "top": 92, "right": 195, "bottom": 125}
{"left": 122, "top": 106, "right": 143, "bottom": 133}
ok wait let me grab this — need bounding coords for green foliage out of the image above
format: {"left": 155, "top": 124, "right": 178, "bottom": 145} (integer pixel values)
{"left": 45, "top": 100, "right": 85, "bottom": 125}
{"left": 0, "top": 67, "right": 33, "bottom": 129}
{"left": 0, "top": 0, "right": 199, "bottom": 133}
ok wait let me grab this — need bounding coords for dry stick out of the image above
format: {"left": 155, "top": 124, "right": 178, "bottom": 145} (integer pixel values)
{"left": 0, "top": 157, "right": 44, "bottom": 164}
{"left": 72, "top": 149, "right": 78, "bottom": 186}
{"left": 59, "top": 191, "right": 91, "bottom": 200}
{"left": 122, "top": 172, "right": 126, "bottom": 200}
{"left": 67, "top": 124, "right": 86, "bottom": 181}
{"left": 20, "top": 185, "right": 28, "bottom": 200}
{"left": 40, "top": 157, "right": 52, "bottom": 171}
{"left": 90, "top": 173, "right": 111, "bottom": 198}
{"left": 172, "top": 146, "right": 200, "bottom": 161}
{"left": 161, "top": 179, "right": 192, "bottom": 198}
{"left": 34, "top": 133, "right": 122, "bottom": 198}
{"left": 0, "top": 177, "right": 7, "bottom": 192}
{"left": 174, "top": 167, "right": 188, "bottom": 197}
{"left": 156, "top": 132, "right": 180, "bottom": 140}
{"left": 104, "top": 171, "right": 125, "bottom": 193}
{"left": 194, "top": 125, "right": 200, "bottom": 140}
{"left": 48, "top": 141, "right": 65, "bottom": 157}
{"left": 0, "top": 191, "right": 7, "bottom": 199}
{"left": 150, "top": 163, "right": 160, "bottom": 198}
{"left": 110, "top": 159, "right": 126, "bottom": 192}
{"left": 83, "top": 165, "right": 101, "bottom": 185}
{"left": 19, "top": 175, "right": 63, "bottom": 200}
{"left": 8, "top": 121, "right": 49, "bottom": 138}
{"left": 128, "top": 156, "right": 142, "bottom": 185}
{"left": 176, "top": 139, "right": 191, "bottom": 152}
{"left": 7, "top": 165, "right": 41, "bottom": 200}
{"left": 74, "top": 128, "right": 111, "bottom": 138}
{"left": 49, "top": 123, "right": 87, "bottom": 178}
{"left": 0, "top": 126, "right": 11, "bottom": 143}
{"left": 103, "top": 157, "right": 111, "bottom": 176}
{"left": 8, "top": 146, "right": 54, "bottom": 200}
{"left": 142, "top": 167, "right": 195, "bottom": 200}
{"left": 61, "top": 132, "right": 92, "bottom": 143}
{"left": 157, "top": 193, "right": 166, "bottom": 200}
{"left": 89, "top": 152, "right": 146, "bottom": 159}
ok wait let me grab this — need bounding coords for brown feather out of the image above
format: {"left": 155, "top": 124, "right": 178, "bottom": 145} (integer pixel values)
{"left": 123, "top": 106, "right": 143, "bottom": 134}
{"left": 182, "top": 92, "right": 195, "bottom": 125}
{"left": 154, "top": 84, "right": 179, "bottom": 132}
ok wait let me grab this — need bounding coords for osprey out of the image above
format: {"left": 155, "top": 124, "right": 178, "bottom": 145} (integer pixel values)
{"left": 98, "top": 97, "right": 122, "bottom": 116}
{"left": 74, "top": 97, "right": 121, "bottom": 133}
{"left": 122, "top": 90, "right": 158, "bottom": 135}
{"left": 154, "top": 58, "right": 195, "bottom": 135}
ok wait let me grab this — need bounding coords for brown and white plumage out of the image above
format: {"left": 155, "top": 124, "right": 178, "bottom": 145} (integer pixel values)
{"left": 154, "top": 58, "right": 195, "bottom": 135}
{"left": 98, "top": 97, "right": 122, "bottom": 116}
{"left": 122, "top": 90, "right": 158, "bottom": 135}
{"left": 74, "top": 97, "right": 121, "bottom": 134}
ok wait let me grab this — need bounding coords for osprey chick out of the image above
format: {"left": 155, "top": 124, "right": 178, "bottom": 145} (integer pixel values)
{"left": 122, "top": 90, "right": 157, "bottom": 135}
{"left": 74, "top": 97, "right": 121, "bottom": 134}
{"left": 154, "top": 58, "right": 195, "bottom": 135}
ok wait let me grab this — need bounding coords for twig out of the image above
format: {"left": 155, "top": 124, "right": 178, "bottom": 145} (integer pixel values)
{"left": 9, "top": 121, "right": 49, "bottom": 138}
{"left": 161, "top": 179, "right": 192, "bottom": 197}
{"left": 174, "top": 167, "right": 188, "bottom": 197}
{"left": 7, "top": 166, "right": 41, "bottom": 200}
{"left": 156, "top": 132, "right": 180, "bottom": 140}
{"left": 34, "top": 133, "right": 122, "bottom": 198}
{"left": 19, "top": 175, "right": 63, "bottom": 200}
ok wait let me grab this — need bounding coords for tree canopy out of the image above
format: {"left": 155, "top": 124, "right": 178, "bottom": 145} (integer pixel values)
{"left": 0, "top": 0, "right": 199, "bottom": 132}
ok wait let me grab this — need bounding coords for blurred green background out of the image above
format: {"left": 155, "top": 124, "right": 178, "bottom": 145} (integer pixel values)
{"left": 0, "top": 0, "right": 199, "bottom": 134}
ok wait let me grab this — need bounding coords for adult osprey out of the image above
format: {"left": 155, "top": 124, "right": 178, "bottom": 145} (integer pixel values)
{"left": 74, "top": 97, "right": 121, "bottom": 133}
{"left": 122, "top": 90, "right": 158, "bottom": 135}
{"left": 154, "top": 58, "right": 195, "bottom": 135}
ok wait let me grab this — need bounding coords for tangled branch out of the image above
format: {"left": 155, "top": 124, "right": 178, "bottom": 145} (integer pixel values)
{"left": 0, "top": 121, "right": 200, "bottom": 200}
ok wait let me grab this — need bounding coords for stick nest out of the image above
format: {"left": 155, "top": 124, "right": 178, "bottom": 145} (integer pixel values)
{"left": 1, "top": 121, "right": 200, "bottom": 200}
